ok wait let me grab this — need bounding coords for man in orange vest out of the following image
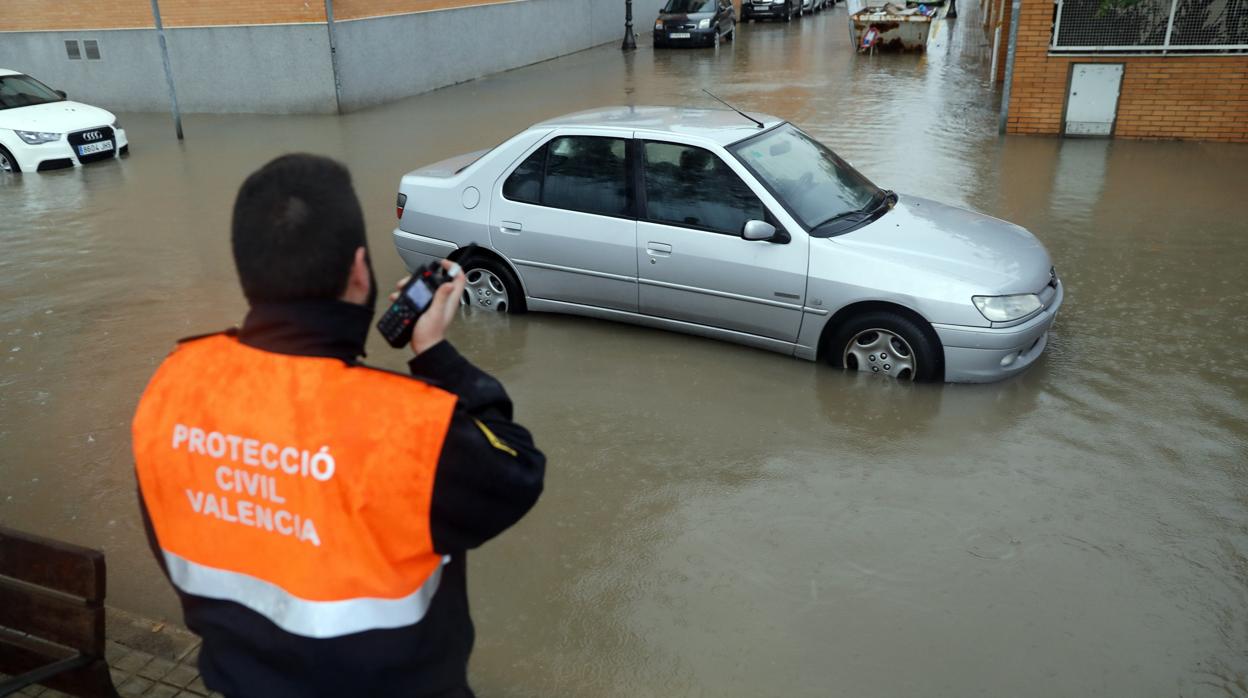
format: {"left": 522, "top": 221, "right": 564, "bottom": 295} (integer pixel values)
{"left": 133, "top": 154, "right": 545, "bottom": 697}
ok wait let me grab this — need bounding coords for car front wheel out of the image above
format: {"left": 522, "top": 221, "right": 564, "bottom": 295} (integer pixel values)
{"left": 0, "top": 145, "right": 20, "bottom": 174}
{"left": 828, "top": 311, "right": 941, "bottom": 381}
{"left": 459, "top": 255, "right": 524, "bottom": 313}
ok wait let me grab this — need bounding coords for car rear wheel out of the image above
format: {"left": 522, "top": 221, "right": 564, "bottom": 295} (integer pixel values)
{"left": 827, "top": 311, "right": 941, "bottom": 381}
{"left": 459, "top": 256, "right": 525, "bottom": 314}
{"left": 0, "top": 146, "right": 20, "bottom": 174}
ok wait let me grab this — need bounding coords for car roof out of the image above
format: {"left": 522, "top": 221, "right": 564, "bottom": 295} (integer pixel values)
{"left": 0, "top": 68, "right": 24, "bottom": 77}
{"left": 532, "top": 106, "right": 785, "bottom": 147}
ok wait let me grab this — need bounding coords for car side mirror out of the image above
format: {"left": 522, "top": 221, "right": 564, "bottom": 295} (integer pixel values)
{"left": 55, "top": 90, "right": 67, "bottom": 99}
{"left": 743, "top": 219, "right": 787, "bottom": 243}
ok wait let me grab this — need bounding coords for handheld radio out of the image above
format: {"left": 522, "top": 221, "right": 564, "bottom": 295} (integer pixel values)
{"left": 376, "top": 258, "right": 462, "bottom": 348}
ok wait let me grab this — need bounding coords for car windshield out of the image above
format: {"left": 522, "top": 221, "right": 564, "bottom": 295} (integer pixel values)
{"left": 0, "top": 74, "right": 64, "bottom": 110}
{"left": 663, "top": 0, "right": 716, "bottom": 12}
{"left": 730, "top": 124, "right": 882, "bottom": 233}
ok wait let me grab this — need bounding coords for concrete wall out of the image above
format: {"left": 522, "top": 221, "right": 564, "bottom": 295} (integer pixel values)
{"left": 335, "top": 0, "right": 662, "bottom": 111}
{"left": 0, "top": 30, "right": 170, "bottom": 112}
{"left": 0, "top": 25, "right": 337, "bottom": 114}
{"left": 0, "top": 0, "right": 667, "bottom": 114}
{"left": 165, "top": 25, "right": 337, "bottom": 114}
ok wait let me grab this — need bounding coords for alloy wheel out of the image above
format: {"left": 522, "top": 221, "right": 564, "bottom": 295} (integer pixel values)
{"left": 843, "top": 328, "right": 917, "bottom": 380}
{"left": 462, "top": 268, "right": 509, "bottom": 312}
{"left": 0, "top": 152, "right": 13, "bottom": 173}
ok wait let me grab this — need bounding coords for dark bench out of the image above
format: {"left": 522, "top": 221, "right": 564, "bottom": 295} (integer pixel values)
{"left": 0, "top": 526, "right": 119, "bottom": 697}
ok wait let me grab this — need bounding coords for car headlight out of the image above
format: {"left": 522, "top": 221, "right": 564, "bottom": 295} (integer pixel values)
{"left": 655, "top": 19, "right": 664, "bottom": 29}
{"left": 15, "top": 130, "right": 62, "bottom": 145}
{"left": 973, "top": 294, "right": 1043, "bottom": 322}
{"left": 698, "top": 18, "right": 711, "bottom": 28}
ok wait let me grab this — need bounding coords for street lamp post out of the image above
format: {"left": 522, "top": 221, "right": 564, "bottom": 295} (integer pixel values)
{"left": 622, "top": 0, "right": 637, "bottom": 50}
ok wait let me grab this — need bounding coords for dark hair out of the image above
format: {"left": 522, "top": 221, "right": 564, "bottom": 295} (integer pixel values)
{"left": 231, "top": 154, "right": 366, "bottom": 304}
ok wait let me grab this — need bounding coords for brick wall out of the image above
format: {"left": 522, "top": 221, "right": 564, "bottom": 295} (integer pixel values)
{"left": 1006, "top": 0, "right": 1248, "bottom": 142}
{"left": 334, "top": 0, "right": 516, "bottom": 21}
{"left": 0, "top": 0, "right": 154, "bottom": 31}
{"left": 0, "top": 0, "right": 521, "bottom": 30}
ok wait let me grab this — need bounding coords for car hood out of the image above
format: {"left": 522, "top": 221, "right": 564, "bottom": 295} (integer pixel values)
{"left": 832, "top": 195, "right": 1053, "bottom": 293}
{"left": 0, "top": 101, "right": 116, "bottom": 132}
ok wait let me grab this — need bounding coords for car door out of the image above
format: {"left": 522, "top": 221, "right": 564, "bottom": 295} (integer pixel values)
{"left": 490, "top": 131, "right": 638, "bottom": 312}
{"left": 636, "top": 139, "right": 808, "bottom": 342}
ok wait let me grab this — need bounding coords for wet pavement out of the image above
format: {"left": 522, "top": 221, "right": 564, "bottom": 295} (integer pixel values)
{"left": 3, "top": 5, "right": 1248, "bottom": 696}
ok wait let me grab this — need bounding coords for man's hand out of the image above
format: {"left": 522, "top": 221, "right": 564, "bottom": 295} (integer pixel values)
{"left": 389, "top": 260, "right": 467, "bottom": 356}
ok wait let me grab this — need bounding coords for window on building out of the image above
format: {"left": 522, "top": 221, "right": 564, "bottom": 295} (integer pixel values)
{"left": 1050, "top": 0, "right": 1248, "bottom": 53}
{"left": 84, "top": 40, "right": 101, "bottom": 60}
{"left": 65, "top": 41, "right": 81, "bottom": 60}
{"left": 643, "top": 141, "right": 765, "bottom": 235}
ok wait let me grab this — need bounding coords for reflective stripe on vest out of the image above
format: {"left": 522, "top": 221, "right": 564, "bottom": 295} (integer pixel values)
{"left": 133, "top": 334, "right": 458, "bottom": 638}
{"left": 162, "top": 550, "right": 447, "bottom": 638}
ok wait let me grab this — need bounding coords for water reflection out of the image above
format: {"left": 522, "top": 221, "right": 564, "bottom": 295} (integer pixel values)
{"left": 2, "top": 5, "right": 1247, "bottom": 696}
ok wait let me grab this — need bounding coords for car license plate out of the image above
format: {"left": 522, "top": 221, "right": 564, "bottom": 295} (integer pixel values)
{"left": 670, "top": 32, "right": 691, "bottom": 38}
{"left": 77, "top": 141, "right": 113, "bottom": 156}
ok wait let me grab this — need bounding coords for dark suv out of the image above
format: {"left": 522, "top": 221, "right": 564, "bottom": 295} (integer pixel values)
{"left": 741, "top": 0, "right": 801, "bottom": 21}
{"left": 654, "top": 0, "right": 736, "bottom": 48}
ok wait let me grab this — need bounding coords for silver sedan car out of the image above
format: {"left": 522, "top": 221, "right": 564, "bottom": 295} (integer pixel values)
{"left": 391, "top": 106, "right": 1062, "bottom": 383}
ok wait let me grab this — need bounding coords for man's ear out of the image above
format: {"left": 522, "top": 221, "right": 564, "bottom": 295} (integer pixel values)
{"left": 342, "top": 246, "right": 371, "bottom": 305}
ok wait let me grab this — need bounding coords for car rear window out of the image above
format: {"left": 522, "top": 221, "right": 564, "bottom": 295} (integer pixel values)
{"left": 503, "top": 136, "right": 634, "bottom": 219}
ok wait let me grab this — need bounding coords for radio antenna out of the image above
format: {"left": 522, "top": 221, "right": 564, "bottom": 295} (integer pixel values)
{"left": 702, "top": 89, "right": 764, "bottom": 128}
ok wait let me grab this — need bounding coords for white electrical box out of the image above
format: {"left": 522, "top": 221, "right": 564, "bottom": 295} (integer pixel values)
{"left": 1064, "top": 63, "right": 1124, "bottom": 137}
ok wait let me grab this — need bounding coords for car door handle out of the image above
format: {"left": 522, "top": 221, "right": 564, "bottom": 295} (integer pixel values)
{"left": 499, "top": 221, "right": 523, "bottom": 234}
{"left": 646, "top": 242, "right": 673, "bottom": 256}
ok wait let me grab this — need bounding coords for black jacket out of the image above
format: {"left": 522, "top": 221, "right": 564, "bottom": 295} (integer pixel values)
{"left": 137, "top": 300, "right": 545, "bottom": 698}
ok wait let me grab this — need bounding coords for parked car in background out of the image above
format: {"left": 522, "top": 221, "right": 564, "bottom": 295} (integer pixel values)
{"left": 654, "top": 0, "right": 736, "bottom": 48}
{"left": 390, "top": 106, "right": 1063, "bottom": 383}
{"left": 741, "top": 0, "right": 801, "bottom": 22}
{"left": 0, "top": 68, "right": 128, "bottom": 174}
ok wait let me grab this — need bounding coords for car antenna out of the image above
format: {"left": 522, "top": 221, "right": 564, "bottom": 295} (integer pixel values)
{"left": 702, "top": 89, "right": 764, "bottom": 128}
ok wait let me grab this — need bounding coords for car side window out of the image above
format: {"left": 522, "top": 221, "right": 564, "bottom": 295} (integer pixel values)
{"left": 503, "top": 145, "right": 545, "bottom": 204}
{"left": 541, "top": 136, "right": 632, "bottom": 218}
{"left": 642, "top": 141, "right": 766, "bottom": 236}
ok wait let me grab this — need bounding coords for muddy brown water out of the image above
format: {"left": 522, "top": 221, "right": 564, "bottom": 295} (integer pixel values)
{"left": 3, "top": 7, "right": 1247, "bottom": 696}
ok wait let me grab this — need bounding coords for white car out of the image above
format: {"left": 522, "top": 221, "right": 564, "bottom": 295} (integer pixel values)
{"left": 0, "top": 68, "right": 128, "bottom": 173}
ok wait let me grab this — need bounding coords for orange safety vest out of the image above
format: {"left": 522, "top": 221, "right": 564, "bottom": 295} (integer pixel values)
{"left": 132, "top": 334, "right": 458, "bottom": 639}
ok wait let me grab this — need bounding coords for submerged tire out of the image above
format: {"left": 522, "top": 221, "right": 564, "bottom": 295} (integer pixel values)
{"left": 0, "top": 145, "right": 20, "bottom": 174}
{"left": 827, "top": 311, "right": 942, "bottom": 382}
{"left": 458, "top": 255, "right": 525, "bottom": 314}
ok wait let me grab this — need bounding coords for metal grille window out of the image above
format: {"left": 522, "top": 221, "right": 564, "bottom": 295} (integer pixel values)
{"left": 1051, "top": 0, "right": 1248, "bottom": 53}
{"left": 65, "top": 40, "right": 81, "bottom": 60}
{"left": 84, "top": 40, "right": 100, "bottom": 60}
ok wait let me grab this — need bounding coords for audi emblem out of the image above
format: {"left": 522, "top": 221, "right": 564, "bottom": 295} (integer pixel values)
{"left": 82, "top": 131, "right": 102, "bottom": 142}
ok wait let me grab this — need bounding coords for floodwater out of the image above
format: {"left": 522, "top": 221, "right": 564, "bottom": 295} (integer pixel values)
{"left": 3, "top": 6, "right": 1248, "bottom": 696}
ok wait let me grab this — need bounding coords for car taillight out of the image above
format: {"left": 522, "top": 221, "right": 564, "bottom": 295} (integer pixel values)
{"left": 396, "top": 192, "right": 407, "bottom": 220}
